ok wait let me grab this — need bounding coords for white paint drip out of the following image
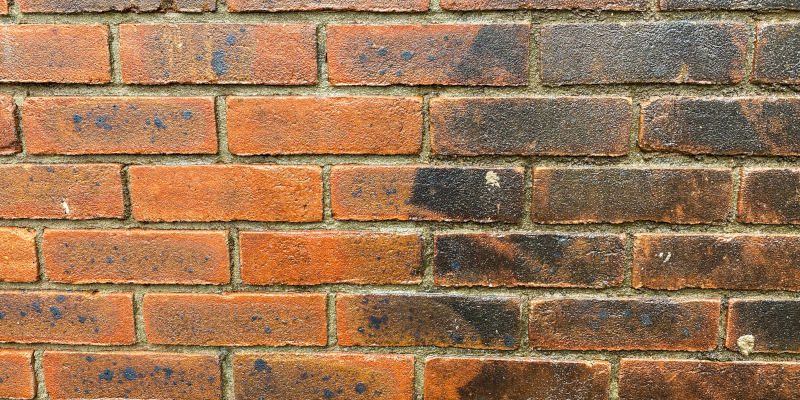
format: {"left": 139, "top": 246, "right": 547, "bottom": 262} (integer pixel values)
{"left": 485, "top": 171, "right": 500, "bottom": 188}
{"left": 737, "top": 334, "right": 755, "bottom": 356}
{"left": 61, "top": 199, "right": 70, "bottom": 215}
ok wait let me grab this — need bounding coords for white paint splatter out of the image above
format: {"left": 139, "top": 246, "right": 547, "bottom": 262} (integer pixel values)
{"left": 737, "top": 334, "right": 755, "bottom": 356}
{"left": 485, "top": 171, "right": 500, "bottom": 188}
{"left": 61, "top": 199, "right": 70, "bottom": 215}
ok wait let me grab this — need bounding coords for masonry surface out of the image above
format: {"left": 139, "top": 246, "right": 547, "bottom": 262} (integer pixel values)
{"left": 0, "top": 0, "right": 799, "bottom": 399}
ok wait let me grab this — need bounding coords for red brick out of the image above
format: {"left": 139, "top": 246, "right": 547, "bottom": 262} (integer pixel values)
{"left": 0, "top": 228, "right": 38, "bottom": 283}
{"left": 227, "top": 96, "right": 422, "bottom": 155}
{"left": 20, "top": 0, "right": 214, "bottom": 12}
{"left": 143, "top": 293, "right": 327, "bottom": 346}
{"left": 0, "top": 164, "right": 124, "bottom": 220}
{"left": 661, "top": 0, "right": 800, "bottom": 9}
{"left": 532, "top": 167, "right": 733, "bottom": 224}
{"left": 753, "top": 22, "right": 800, "bottom": 84}
{"left": 239, "top": 231, "right": 423, "bottom": 285}
{"left": 738, "top": 168, "right": 800, "bottom": 224}
{"left": 619, "top": 359, "right": 800, "bottom": 400}
{"left": 233, "top": 353, "right": 414, "bottom": 400}
{"left": 129, "top": 165, "right": 322, "bottom": 222}
{"left": 23, "top": 97, "right": 217, "bottom": 155}
{"left": 0, "top": 0, "right": 7, "bottom": 14}
{"left": 43, "top": 229, "right": 230, "bottom": 285}
{"left": 120, "top": 24, "right": 317, "bottom": 85}
{"left": 0, "top": 291, "right": 134, "bottom": 345}
{"left": 327, "top": 24, "right": 529, "bottom": 86}
{"left": 425, "top": 357, "right": 610, "bottom": 400}
{"left": 228, "top": 0, "right": 428, "bottom": 11}
{"left": 442, "top": 0, "right": 645, "bottom": 9}
{"left": 0, "top": 350, "right": 34, "bottom": 400}
{"left": 331, "top": 165, "right": 525, "bottom": 222}
{"left": 43, "top": 351, "right": 221, "bottom": 400}
{"left": 528, "top": 298, "right": 720, "bottom": 351}
{"left": 726, "top": 299, "right": 800, "bottom": 354}
{"left": 0, "top": 25, "right": 110, "bottom": 83}
{"left": 0, "top": 95, "right": 19, "bottom": 155}
{"left": 634, "top": 234, "right": 800, "bottom": 291}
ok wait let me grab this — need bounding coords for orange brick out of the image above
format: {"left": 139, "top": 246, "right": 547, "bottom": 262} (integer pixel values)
{"left": 120, "top": 24, "right": 317, "bottom": 85}
{"left": 0, "top": 95, "right": 19, "bottom": 155}
{"left": 226, "top": 96, "right": 422, "bottom": 155}
{"left": 23, "top": 97, "right": 217, "bottom": 155}
{"left": 0, "top": 291, "right": 134, "bottom": 345}
{"left": 129, "top": 165, "right": 322, "bottom": 222}
{"left": 441, "top": 0, "right": 646, "bottom": 9}
{"left": 0, "top": 0, "right": 7, "bottom": 14}
{"left": 43, "top": 229, "right": 230, "bottom": 285}
{"left": 0, "top": 25, "right": 110, "bottom": 83}
{"left": 228, "top": 0, "right": 428, "bottom": 11}
{"left": 0, "top": 228, "right": 38, "bottom": 283}
{"left": 240, "top": 231, "right": 423, "bottom": 285}
{"left": 143, "top": 293, "right": 327, "bottom": 346}
{"left": 0, "top": 350, "right": 34, "bottom": 400}
{"left": 19, "top": 0, "right": 215, "bottom": 12}
{"left": 0, "top": 164, "right": 124, "bottom": 220}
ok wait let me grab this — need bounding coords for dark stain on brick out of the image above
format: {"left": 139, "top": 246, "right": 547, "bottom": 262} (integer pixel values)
{"left": 739, "top": 169, "right": 800, "bottom": 224}
{"left": 662, "top": 0, "right": 800, "bottom": 10}
{"left": 727, "top": 300, "right": 800, "bottom": 353}
{"left": 753, "top": 22, "right": 800, "bottom": 84}
{"left": 452, "top": 25, "right": 528, "bottom": 84}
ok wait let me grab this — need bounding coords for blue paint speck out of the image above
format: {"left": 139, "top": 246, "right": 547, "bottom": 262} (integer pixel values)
{"left": 0, "top": 312, "right": 5, "bottom": 320}
{"left": 78, "top": 315, "right": 87, "bottom": 324}
{"left": 640, "top": 314, "right": 653, "bottom": 327}
{"left": 182, "top": 110, "right": 193, "bottom": 120}
{"left": 355, "top": 383, "right": 367, "bottom": 394}
{"left": 123, "top": 367, "right": 138, "bottom": 381}
{"left": 376, "top": 47, "right": 388, "bottom": 57}
{"left": 95, "top": 116, "right": 112, "bottom": 131}
{"left": 211, "top": 50, "right": 229, "bottom": 76}
{"left": 254, "top": 359, "right": 271, "bottom": 373}
{"left": 31, "top": 301, "right": 42, "bottom": 313}
{"left": 367, "top": 315, "right": 387, "bottom": 330}
{"left": 56, "top": 295, "right": 66, "bottom": 303}
{"left": 163, "top": 368, "right": 173, "bottom": 378}
{"left": 401, "top": 51, "right": 413, "bottom": 61}
{"left": 264, "top": 326, "right": 272, "bottom": 334}
{"left": 106, "top": 256, "right": 114, "bottom": 264}
{"left": 154, "top": 118, "right": 166, "bottom": 129}
{"left": 72, "top": 114, "right": 83, "bottom": 123}
{"left": 99, "top": 369, "right": 114, "bottom": 381}
{"left": 323, "top": 389, "right": 336, "bottom": 399}
{"left": 50, "top": 306, "right": 62, "bottom": 320}
{"left": 358, "top": 54, "right": 368, "bottom": 63}
{"left": 226, "top": 34, "right": 237, "bottom": 46}
{"left": 86, "top": 356, "right": 95, "bottom": 362}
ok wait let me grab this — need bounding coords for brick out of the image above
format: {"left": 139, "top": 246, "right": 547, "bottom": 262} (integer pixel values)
{"left": 753, "top": 22, "right": 800, "bottom": 84}
{"left": 43, "top": 351, "right": 221, "bottom": 400}
{"left": 0, "top": 0, "right": 6, "bottom": 13}
{"left": 19, "top": 0, "right": 214, "bottom": 12}
{"left": 738, "top": 168, "right": 800, "bottom": 224}
{"left": 239, "top": 231, "right": 423, "bottom": 285}
{"left": 43, "top": 229, "right": 230, "bottom": 285}
{"left": 619, "top": 359, "right": 800, "bottom": 400}
{"left": 0, "top": 291, "right": 134, "bottom": 345}
{"left": 430, "top": 97, "right": 630, "bottom": 156}
{"left": 336, "top": 293, "right": 520, "bottom": 349}
{"left": 129, "top": 165, "right": 322, "bottom": 222}
{"left": 331, "top": 165, "right": 525, "bottom": 222}
{"left": 640, "top": 97, "right": 800, "bottom": 156}
{"left": 0, "top": 25, "right": 110, "bottom": 83}
{"left": 0, "top": 350, "right": 34, "bottom": 400}
{"left": 327, "top": 24, "right": 529, "bottom": 86}
{"left": 434, "top": 233, "right": 625, "bottom": 288}
{"left": 528, "top": 298, "right": 720, "bottom": 351}
{"left": 726, "top": 300, "right": 800, "bottom": 353}
{"left": 228, "top": 0, "right": 428, "bottom": 11}
{"left": 0, "top": 228, "right": 37, "bottom": 283}
{"left": 233, "top": 353, "right": 414, "bottom": 400}
{"left": 662, "top": 0, "right": 800, "bottom": 9}
{"left": 143, "top": 293, "right": 327, "bottom": 346}
{"left": 540, "top": 22, "right": 748, "bottom": 85}
{"left": 425, "top": 357, "right": 610, "bottom": 400}
{"left": 227, "top": 96, "right": 422, "bottom": 155}
{"left": 442, "top": 0, "right": 646, "bottom": 10}
{"left": 634, "top": 234, "right": 800, "bottom": 291}
{"left": 23, "top": 97, "right": 217, "bottom": 155}
{"left": 0, "top": 95, "right": 19, "bottom": 154}
{"left": 120, "top": 24, "right": 316, "bottom": 85}
{"left": 532, "top": 167, "right": 733, "bottom": 224}
{"left": 0, "top": 164, "right": 124, "bottom": 220}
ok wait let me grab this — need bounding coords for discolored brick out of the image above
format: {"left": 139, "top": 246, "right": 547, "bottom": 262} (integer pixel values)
{"left": 0, "top": 228, "right": 37, "bottom": 283}
{"left": 233, "top": 353, "right": 414, "bottom": 400}
{"left": 0, "top": 95, "right": 19, "bottom": 154}
{"left": 528, "top": 298, "right": 720, "bottom": 351}
{"left": 430, "top": 96, "right": 631, "bottom": 156}
{"left": 0, "top": 350, "right": 34, "bottom": 400}
{"left": 540, "top": 22, "right": 748, "bottom": 85}
{"left": 441, "top": 0, "right": 646, "bottom": 9}
{"left": 753, "top": 22, "right": 800, "bottom": 84}
{"left": 240, "top": 231, "right": 423, "bottom": 285}
{"left": 327, "top": 24, "right": 530, "bottom": 86}
{"left": 434, "top": 233, "right": 625, "bottom": 288}
{"left": 661, "top": 0, "right": 800, "bottom": 9}
{"left": 228, "top": 0, "right": 428, "bottom": 11}
{"left": 738, "top": 168, "right": 800, "bottom": 224}
{"left": 331, "top": 165, "right": 525, "bottom": 223}
{"left": 726, "top": 299, "right": 800, "bottom": 353}
{"left": 19, "top": 0, "right": 215, "bottom": 12}
{"left": 532, "top": 167, "right": 733, "bottom": 224}
{"left": 336, "top": 293, "right": 521, "bottom": 349}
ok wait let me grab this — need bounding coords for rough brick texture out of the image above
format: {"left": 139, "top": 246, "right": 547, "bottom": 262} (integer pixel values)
{"left": 753, "top": 22, "right": 800, "bottom": 84}
{"left": 661, "top": 0, "right": 800, "bottom": 9}
{"left": 229, "top": 0, "right": 428, "bottom": 11}
{"left": 738, "top": 168, "right": 800, "bottom": 224}
{"left": 0, "top": 350, "right": 34, "bottom": 400}
{"left": 442, "top": 0, "right": 646, "bottom": 9}
{"left": 0, "top": 95, "right": 19, "bottom": 154}
{"left": 19, "top": 0, "right": 215, "bottom": 12}
{"left": 726, "top": 299, "right": 800, "bottom": 353}
{"left": 0, "top": 228, "right": 38, "bottom": 283}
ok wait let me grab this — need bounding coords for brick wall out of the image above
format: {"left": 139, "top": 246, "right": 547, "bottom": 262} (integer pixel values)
{"left": 0, "top": 0, "right": 799, "bottom": 399}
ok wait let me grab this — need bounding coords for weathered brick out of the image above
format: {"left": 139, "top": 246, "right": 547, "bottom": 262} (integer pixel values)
{"left": 532, "top": 167, "right": 733, "bottom": 224}
{"left": 425, "top": 357, "right": 610, "bottom": 400}
{"left": 661, "top": 0, "right": 800, "bottom": 9}
{"left": 239, "top": 231, "right": 423, "bottom": 285}
{"left": 641, "top": 97, "right": 800, "bottom": 156}
{"left": 331, "top": 165, "right": 525, "bottom": 222}
{"left": 634, "top": 234, "right": 800, "bottom": 291}
{"left": 233, "top": 353, "right": 414, "bottom": 400}
{"left": 434, "top": 233, "right": 625, "bottom": 288}
{"left": 19, "top": 0, "right": 214, "bottom": 12}
{"left": 528, "top": 298, "right": 720, "bottom": 351}
{"left": 129, "top": 165, "right": 322, "bottom": 222}
{"left": 753, "top": 22, "right": 800, "bottom": 84}
{"left": 738, "top": 168, "right": 800, "bottom": 224}
{"left": 23, "top": 97, "right": 217, "bottom": 155}
{"left": 442, "top": 0, "right": 645, "bottom": 10}
{"left": 619, "top": 359, "right": 800, "bottom": 400}
{"left": 227, "top": 96, "right": 422, "bottom": 155}
{"left": 540, "top": 22, "right": 748, "bottom": 85}
{"left": 0, "top": 164, "right": 124, "bottom": 220}
{"left": 726, "top": 300, "right": 800, "bottom": 353}
{"left": 327, "top": 24, "right": 530, "bottom": 86}
{"left": 0, "top": 228, "right": 37, "bottom": 283}
{"left": 0, "top": 0, "right": 6, "bottom": 14}
{"left": 0, "top": 291, "right": 134, "bottom": 345}
{"left": 430, "top": 97, "right": 631, "bottom": 156}
{"left": 43, "top": 229, "right": 230, "bottom": 285}
{"left": 120, "top": 24, "right": 317, "bottom": 84}
{"left": 0, "top": 25, "right": 110, "bottom": 83}
{"left": 336, "top": 293, "right": 520, "bottom": 349}
{"left": 43, "top": 351, "right": 221, "bottom": 400}
{"left": 143, "top": 293, "right": 327, "bottom": 346}
{"left": 228, "top": 0, "right": 428, "bottom": 11}
{"left": 0, "top": 350, "right": 34, "bottom": 400}
{"left": 0, "top": 95, "right": 19, "bottom": 155}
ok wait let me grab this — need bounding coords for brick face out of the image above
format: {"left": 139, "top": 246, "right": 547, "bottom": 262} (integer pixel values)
{"left": 0, "top": 228, "right": 38, "bottom": 283}
{"left": 19, "top": 0, "right": 215, "bottom": 12}
{"left": 0, "top": 350, "right": 35, "bottom": 400}
{"left": 228, "top": 0, "right": 429, "bottom": 11}
{"left": 0, "top": 95, "right": 19, "bottom": 154}
{"left": 442, "top": 0, "right": 646, "bottom": 9}
{"left": 738, "top": 168, "right": 800, "bottom": 224}
{"left": 726, "top": 299, "right": 800, "bottom": 353}
{"left": 753, "top": 22, "right": 800, "bottom": 84}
